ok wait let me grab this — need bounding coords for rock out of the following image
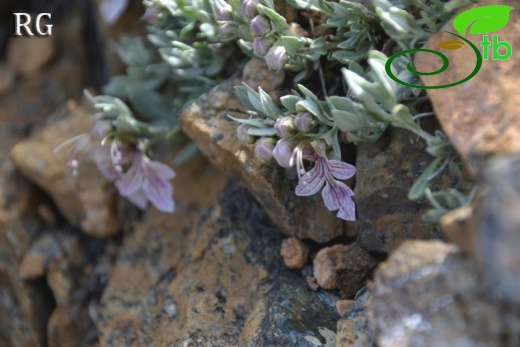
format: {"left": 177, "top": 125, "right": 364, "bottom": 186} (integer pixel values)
{"left": 0, "top": 174, "right": 55, "bottom": 347}
{"left": 335, "top": 300, "right": 355, "bottom": 317}
{"left": 7, "top": 32, "right": 55, "bottom": 75}
{"left": 414, "top": 0, "right": 520, "bottom": 175}
{"left": 242, "top": 58, "right": 285, "bottom": 101}
{"left": 368, "top": 240, "right": 520, "bottom": 347}
{"left": 18, "top": 233, "right": 57, "bottom": 280}
{"left": 355, "top": 127, "right": 443, "bottom": 253}
{"left": 439, "top": 204, "right": 475, "bottom": 254}
{"left": 472, "top": 153, "right": 520, "bottom": 303}
{"left": 240, "top": 270, "right": 338, "bottom": 346}
{"left": 47, "top": 305, "right": 91, "bottom": 347}
{"left": 181, "top": 77, "right": 350, "bottom": 242}
{"left": 336, "top": 291, "right": 373, "bottom": 347}
{"left": 98, "top": 152, "right": 338, "bottom": 345}
{"left": 11, "top": 101, "right": 121, "bottom": 238}
{"left": 280, "top": 237, "right": 309, "bottom": 269}
{"left": 313, "top": 244, "right": 376, "bottom": 298}
{"left": 0, "top": 64, "right": 15, "bottom": 95}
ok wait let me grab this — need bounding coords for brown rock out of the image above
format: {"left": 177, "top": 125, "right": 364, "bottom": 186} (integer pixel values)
{"left": 414, "top": 0, "right": 520, "bottom": 175}
{"left": 47, "top": 305, "right": 92, "bottom": 347}
{"left": 18, "top": 233, "right": 58, "bottom": 280}
{"left": 336, "top": 299, "right": 355, "bottom": 317}
{"left": 368, "top": 240, "right": 520, "bottom": 347}
{"left": 7, "top": 29, "right": 55, "bottom": 75}
{"left": 181, "top": 77, "right": 350, "bottom": 242}
{"left": 356, "top": 127, "right": 443, "bottom": 253}
{"left": 280, "top": 237, "right": 309, "bottom": 269}
{"left": 11, "top": 101, "right": 121, "bottom": 238}
{"left": 313, "top": 243, "right": 376, "bottom": 298}
{"left": 337, "top": 291, "right": 373, "bottom": 347}
{"left": 439, "top": 204, "right": 475, "bottom": 254}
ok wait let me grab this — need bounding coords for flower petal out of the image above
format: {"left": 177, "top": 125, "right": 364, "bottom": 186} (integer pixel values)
{"left": 321, "top": 179, "right": 355, "bottom": 212}
{"left": 117, "top": 162, "right": 143, "bottom": 196}
{"left": 336, "top": 198, "right": 356, "bottom": 221}
{"left": 142, "top": 177, "right": 175, "bottom": 213}
{"left": 125, "top": 188, "right": 148, "bottom": 210}
{"left": 145, "top": 159, "right": 176, "bottom": 180}
{"left": 327, "top": 160, "right": 356, "bottom": 180}
{"left": 295, "top": 160, "right": 325, "bottom": 196}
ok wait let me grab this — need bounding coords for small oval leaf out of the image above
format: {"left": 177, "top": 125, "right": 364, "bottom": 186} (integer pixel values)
{"left": 437, "top": 39, "right": 465, "bottom": 50}
{"left": 453, "top": 5, "right": 514, "bottom": 35}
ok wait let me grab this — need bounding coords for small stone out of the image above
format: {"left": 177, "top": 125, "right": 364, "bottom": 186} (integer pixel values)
{"left": 280, "top": 237, "right": 309, "bottom": 269}
{"left": 306, "top": 276, "right": 319, "bottom": 291}
{"left": 440, "top": 204, "right": 475, "bottom": 254}
{"left": 337, "top": 292, "right": 372, "bottom": 347}
{"left": 336, "top": 299, "right": 355, "bottom": 317}
{"left": 313, "top": 244, "right": 376, "bottom": 298}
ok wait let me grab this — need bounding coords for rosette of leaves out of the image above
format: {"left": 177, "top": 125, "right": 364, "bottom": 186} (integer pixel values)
{"left": 143, "top": 0, "right": 235, "bottom": 98}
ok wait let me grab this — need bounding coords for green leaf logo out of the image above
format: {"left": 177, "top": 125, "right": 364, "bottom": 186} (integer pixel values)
{"left": 437, "top": 39, "right": 465, "bottom": 50}
{"left": 453, "top": 5, "right": 514, "bottom": 35}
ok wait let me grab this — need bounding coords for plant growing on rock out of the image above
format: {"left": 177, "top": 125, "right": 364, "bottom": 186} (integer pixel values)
{"left": 228, "top": 0, "right": 476, "bottom": 222}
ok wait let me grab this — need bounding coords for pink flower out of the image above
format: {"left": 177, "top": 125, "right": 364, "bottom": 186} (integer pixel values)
{"left": 115, "top": 151, "right": 175, "bottom": 212}
{"left": 294, "top": 147, "right": 356, "bottom": 221}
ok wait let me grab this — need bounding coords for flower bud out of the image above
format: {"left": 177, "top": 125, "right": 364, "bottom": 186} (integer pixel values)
{"left": 294, "top": 112, "right": 314, "bottom": 132}
{"left": 219, "top": 22, "right": 237, "bottom": 40}
{"left": 216, "top": 6, "right": 232, "bottom": 21}
{"left": 275, "top": 116, "right": 297, "bottom": 139}
{"left": 253, "top": 37, "right": 271, "bottom": 57}
{"left": 144, "top": 8, "right": 159, "bottom": 24}
{"left": 254, "top": 137, "right": 276, "bottom": 163}
{"left": 265, "top": 46, "right": 288, "bottom": 71}
{"left": 273, "top": 139, "right": 295, "bottom": 168}
{"left": 242, "top": 0, "right": 260, "bottom": 18}
{"left": 237, "top": 124, "right": 254, "bottom": 144}
{"left": 250, "top": 15, "right": 270, "bottom": 36}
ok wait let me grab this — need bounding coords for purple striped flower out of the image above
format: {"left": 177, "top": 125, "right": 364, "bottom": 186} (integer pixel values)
{"left": 294, "top": 145, "right": 356, "bottom": 221}
{"left": 265, "top": 46, "right": 288, "bottom": 71}
{"left": 115, "top": 150, "right": 175, "bottom": 212}
{"left": 250, "top": 15, "right": 270, "bottom": 36}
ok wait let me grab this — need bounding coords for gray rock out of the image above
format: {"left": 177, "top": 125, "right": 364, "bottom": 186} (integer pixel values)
{"left": 368, "top": 240, "right": 520, "bottom": 347}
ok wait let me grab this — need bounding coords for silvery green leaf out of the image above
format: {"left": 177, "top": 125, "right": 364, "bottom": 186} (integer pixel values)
{"left": 235, "top": 85, "right": 259, "bottom": 114}
{"left": 257, "top": 5, "right": 288, "bottom": 31}
{"left": 247, "top": 127, "right": 277, "bottom": 136}
{"left": 331, "top": 109, "right": 373, "bottom": 132}
{"left": 297, "top": 84, "right": 319, "bottom": 103}
{"left": 280, "top": 95, "right": 302, "bottom": 112}
{"left": 309, "top": 37, "right": 328, "bottom": 56}
{"left": 408, "top": 157, "right": 443, "bottom": 200}
{"left": 390, "top": 104, "right": 420, "bottom": 133}
{"left": 368, "top": 51, "right": 396, "bottom": 109}
{"left": 348, "top": 61, "right": 367, "bottom": 79}
{"left": 332, "top": 50, "right": 367, "bottom": 64}
{"left": 280, "top": 36, "right": 306, "bottom": 56}
{"left": 227, "top": 115, "right": 269, "bottom": 128}
{"left": 259, "top": 88, "right": 282, "bottom": 119}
